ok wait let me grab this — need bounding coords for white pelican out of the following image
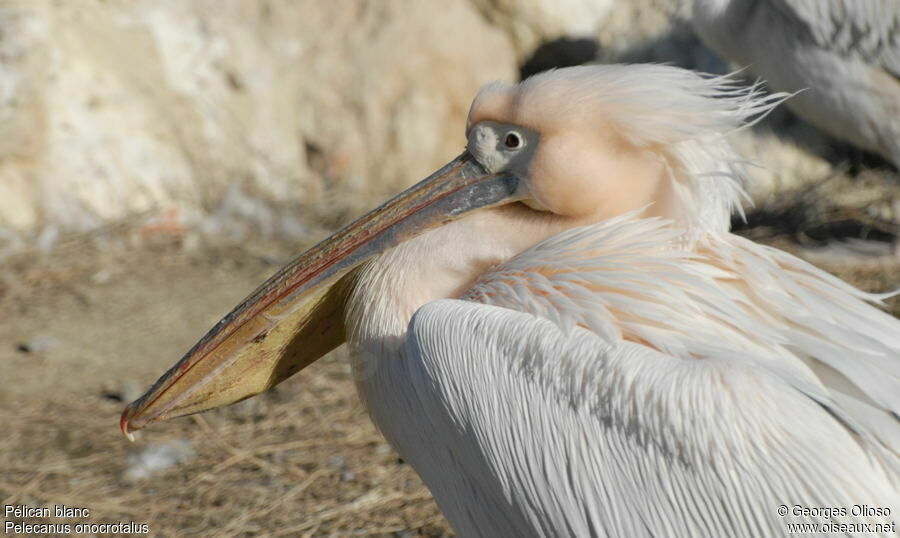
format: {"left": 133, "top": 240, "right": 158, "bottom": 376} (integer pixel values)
{"left": 692, "top": 0, "right": 900, "bottom": 167}
{"left": 122, "top": 64, "right": 900, "bottom": 536}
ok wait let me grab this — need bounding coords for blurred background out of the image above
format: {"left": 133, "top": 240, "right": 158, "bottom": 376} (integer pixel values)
{"left": 0, "top": 0, "right": 897, "bottom": 536}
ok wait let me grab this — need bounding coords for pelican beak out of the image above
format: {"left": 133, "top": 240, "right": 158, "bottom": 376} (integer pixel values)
{"left": 121, "top": 152, "right": 520, "bottom": 439}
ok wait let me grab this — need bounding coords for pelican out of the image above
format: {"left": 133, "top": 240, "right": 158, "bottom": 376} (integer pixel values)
{"left": 692, "top": 0, "right": 900, "bottom": 167}
{"left": 122, "top": 64, "right": 900, "bottom": 536}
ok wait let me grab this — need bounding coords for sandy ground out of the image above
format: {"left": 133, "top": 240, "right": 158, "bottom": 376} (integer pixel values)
{"left": 1, "top": 219, "right": 898, "bottom": 537}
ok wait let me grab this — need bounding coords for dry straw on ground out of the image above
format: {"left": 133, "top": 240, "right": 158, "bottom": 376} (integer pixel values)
{"left": 1, "top": 350, "right": 452, "bottom": 537}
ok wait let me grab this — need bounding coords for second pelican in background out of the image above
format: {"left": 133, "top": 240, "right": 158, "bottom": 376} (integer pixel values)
{"left": 693, "top": 0, "right": 900, "bottom": 167}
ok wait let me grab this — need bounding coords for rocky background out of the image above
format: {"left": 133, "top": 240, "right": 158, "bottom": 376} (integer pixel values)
{"left": 1, "top": 1, "right": 898, "bottom": 536}
{"left": 4, "top": 0, "right": 894, "bottom": 256}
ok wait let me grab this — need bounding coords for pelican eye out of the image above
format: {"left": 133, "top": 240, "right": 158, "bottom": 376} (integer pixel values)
{"left": 504, "top": 132, "right": 522, "bottom": 149}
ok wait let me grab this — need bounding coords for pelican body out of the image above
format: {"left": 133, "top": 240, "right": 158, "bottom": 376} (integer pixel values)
{"left": 122, "top": 64, "right": 899, "bottom": 536}
{"left": 693, "top": 0, "right": 900, "bottom": 167}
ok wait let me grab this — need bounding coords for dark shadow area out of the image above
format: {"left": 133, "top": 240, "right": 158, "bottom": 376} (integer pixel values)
{"left": 732, "top": 209, "right": 898, "bottom": 246}
{"left": 607, "top": 20, "right": 727, "bottom": 73}
{"left": 731, "top": 166, "right": 900, "bottom": 246}
{"left": 519, "top": 37, "right": 600, "bottom": 80}
{"left": 820, "top": 142, "right": 896, "bottom": 175}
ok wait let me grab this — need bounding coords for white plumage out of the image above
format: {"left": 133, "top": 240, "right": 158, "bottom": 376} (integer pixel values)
{"left": 342, "top": 66, "right": 899, "bottom": 536}
{"left": 350, "top": 214, "right": 899, "bottom": 536}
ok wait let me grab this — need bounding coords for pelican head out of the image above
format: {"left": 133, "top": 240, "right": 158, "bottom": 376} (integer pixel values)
{"left": 121, "top": 64, "right": 780, "bottom": 437}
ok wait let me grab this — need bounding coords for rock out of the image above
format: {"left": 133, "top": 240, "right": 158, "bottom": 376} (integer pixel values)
{"left": 0, "top": 0, "right": 515, "bottom": 251}
{"left": 596, "top": 0, "right": 687, "bottom": 56}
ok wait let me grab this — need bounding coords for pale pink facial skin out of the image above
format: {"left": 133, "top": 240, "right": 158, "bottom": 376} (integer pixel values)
{"left": 465, "top": 76, "right": 683, "bottom": 226}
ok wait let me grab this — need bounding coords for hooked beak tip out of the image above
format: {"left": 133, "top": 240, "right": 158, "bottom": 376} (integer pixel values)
{"left": 120, "top": 406, "right": 137, "bottom": 442}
